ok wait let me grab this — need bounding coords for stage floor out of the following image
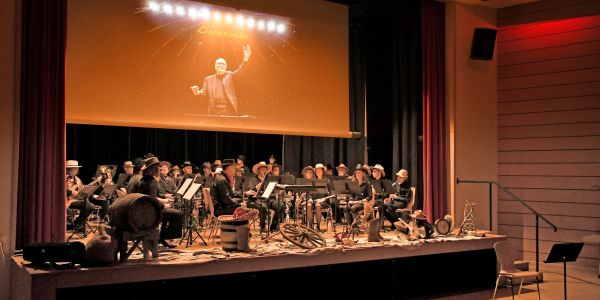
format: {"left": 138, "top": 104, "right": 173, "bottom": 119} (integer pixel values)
{"left": 10, "top": 224, "right": 506, "bottom": 299}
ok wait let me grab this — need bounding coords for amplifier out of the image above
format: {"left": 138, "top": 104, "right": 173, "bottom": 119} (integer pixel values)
{"left": 23, "top": 241, "right": 86, "bottom": 265}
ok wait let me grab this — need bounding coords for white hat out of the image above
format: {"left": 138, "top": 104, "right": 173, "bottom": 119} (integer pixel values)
{"left": 123, "top": 161, "right": 134, "bottom": 167}
{"left": 66, "top": 160, "right": 82, "bottom": 168}
{"left": 372, "top": 164, "right": 385, "bottom": 177}
{"left": 215, "top": 167, "right": 223, "bottom": 173}
{"left": 396, "top": 169, "right": 408, "bottom": 178}
{"left": 314, "top": 163, "right": 325, "bottom": 170}
{"left": 252, "top": 161, "right": 272, "bottom": 174}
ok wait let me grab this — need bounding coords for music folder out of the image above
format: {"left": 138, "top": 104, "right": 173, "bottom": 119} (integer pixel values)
{"left": 183, "top": 183, "right": 202, "bottom": 200}
{"left": 177, "top": 178, "right": 193, "bottom": 195}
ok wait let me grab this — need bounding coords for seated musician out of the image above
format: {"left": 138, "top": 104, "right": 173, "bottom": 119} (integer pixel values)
{"left": 66, "top": 160, "right": 94, "bottom": 231}
{"left": 201, "top": 162, "right": 213, "bottom": 178}
{"left": 170, "top": 165, "right": 182, "bottom": 186}
{"left": 236, "top": 155, "right": 251, "bottom": 175}
{"left": 333, "top": 163, "right": 350, "bottom": 223}
{"left": 295, "top": 166, "right": 316, "bottom": 228}
{"left": 246, "top": 161, "right": 285, "bottom": 232}
{"left": 384, "top": 169, "right": 413, "bottom": 229}
{"left": 336, "top": 164, "right": 350, "bottom": 178}
{"left": 115, "top": 161, "right": 134, "bottom": 192}
{"left": 158, "top": 161, "right": 177, "bottom": 200}
{"left": 182, "top": 161, "right": 194, "bottom": 176}
{"left": 348, "top": 164, "right": 373, "bottom": 224}
{"left": 370, "top": 164, "right": 387, "bottom": 226}
{"left": 211, "top": 159, "right": 242, "bottom": 216}
{"left": 89, "top": 165, "right": 115, "bottom": 219}
{"left": 130, "top": 157, "right": 183, "bottom": 248}
{"left": 312, "top": 163, "right": 331, "bottom": 231}
{"left": 271, "top": 164, "right": 282, "bottom": 176}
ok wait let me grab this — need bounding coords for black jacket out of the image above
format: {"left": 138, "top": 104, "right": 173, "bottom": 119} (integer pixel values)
{"left": 211, "top": 173, "right": 240, "bottom": 212}
{"left": 392, "top": 180, "right": 412, "bottom": 206}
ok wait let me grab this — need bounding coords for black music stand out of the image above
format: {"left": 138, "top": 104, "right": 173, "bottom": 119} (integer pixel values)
{"left": 544, "top": 242, "right": 584, "bottom": 300}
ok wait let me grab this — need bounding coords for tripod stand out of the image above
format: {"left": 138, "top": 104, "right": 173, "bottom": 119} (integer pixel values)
{"left": 178, "top": 197, "right": 207, "bottom": 247}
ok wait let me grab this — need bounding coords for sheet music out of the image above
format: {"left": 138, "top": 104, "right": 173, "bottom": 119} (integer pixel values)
{"left": 261, "top": 181, "right": 278, "bottom": 199}
{"left": 177, "top": 178, "right": 193, "bottom": 195}
{"left": 183, "top": 183, "right": 201, "bottom": 200}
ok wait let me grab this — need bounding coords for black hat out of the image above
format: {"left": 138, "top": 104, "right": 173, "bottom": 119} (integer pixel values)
{"left": 141, "top": 157, "right": 160, "bottom": 171}
{"left": 202, "top": 162, "right": 211, "bottom": 170}
{"left": 222, "top": 159, "right": 236, "bottom": 168}
{"left": 237, "top": 155, "right": 246, "bottom": 161}
{"left": 182, "top": 161, "right": 193, "bottom": 168}
{"left": 144, "top": 152, "right": 155, "bottom": 159}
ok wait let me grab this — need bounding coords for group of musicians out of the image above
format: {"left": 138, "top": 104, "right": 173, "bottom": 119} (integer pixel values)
{"left": 66, "top": 153, "right": 417, "bottom": 248}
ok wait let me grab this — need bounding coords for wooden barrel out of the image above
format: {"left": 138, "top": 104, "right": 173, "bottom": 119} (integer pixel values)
{"left": 108, "top": 193, "right": 162, "bottom": 232}
{"left": 220, "top": 219, "right": 249, "bottom": 251}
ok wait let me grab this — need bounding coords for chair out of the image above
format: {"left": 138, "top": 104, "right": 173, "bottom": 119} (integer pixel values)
{"left": 396, "top": 187, "right": 416, "bottom": 215}
{"left": 202, "top": 187, "right": 221, "bottom": 243}
{"left": 493, "top": 241, "right": 541, "bottom": 300}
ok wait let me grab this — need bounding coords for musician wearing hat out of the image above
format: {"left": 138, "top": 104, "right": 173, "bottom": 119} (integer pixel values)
{"left": 385, "top": 169, "right": 413, "bottom": 228}
{"left": 182, "top": 161, "right": 194, "bottom": 176}
{"left": 171, "top": 165, "right": 182, "bottom": 186}
{"left": 336, "top": 163, "right": 350, "bottom": 178}
{"left": 158, "top": 161, "right": 177, "bottom": 200}
{"left": 211, "top": 159, "right": 243, "bottom": 216}
{"left": 247, "top": 161, "right": 285, "bottom": 232}
{"left": 190, "top": 45, "right": 251, "bottom": 115}
{"left": 130, "top": 157, "right": 184, "bottom": 248}
{"left": 347, "top": 164, "right": 373, "bottom": 225}
{"left": 115, "top": 161, "right": 135, "bottom": 195}
{"left": 271, "top": 164, "right": 282, "bottom": 176}
{"left": 312, "top": 163, "right": 331, "bottom": 231}
{"left": 65, "top": 160, "right": 94, "bottom": 232}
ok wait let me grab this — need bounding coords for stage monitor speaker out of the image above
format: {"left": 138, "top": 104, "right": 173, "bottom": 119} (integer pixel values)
{"left": 470, "top": 28, "right": 497, "bottom": 60}
{"left": 23, "top": 241, "right": 86, "bottom": 265}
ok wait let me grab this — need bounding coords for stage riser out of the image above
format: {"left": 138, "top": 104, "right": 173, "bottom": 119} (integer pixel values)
{"left": 56, "top": 249, "right": 497, "bottom": 299}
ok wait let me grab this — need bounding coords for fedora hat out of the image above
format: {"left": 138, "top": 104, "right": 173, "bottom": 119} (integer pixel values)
{"left": 123, "top": 161, "right": 134, "bottom": 168}
{"left": 66, "top": 160, "right": 82, "bottom": 168}
{"left": 354, "top": 164, "right": 369, "bottom": 175}
{"left": 314, "top": 163, "right": 325, "bottom": 170}
{"left": 396, "top": 169, "right": 408, "bottom": 178}
{"left": 252, "top": 161, "right": 272, "bottom": 174}
{"left": 171, "top": 165, "right": 181, "bottom": 172}
{"left": 336, "top": 163, "right": 349, "bottom": 173}
{"left": 372, "top": 164, "right": 385, "bottom": 177}
{"left": 411, "top": 210, "right": 428, "bottom": 221}
{"left": 222, "top": 159, "right": 236, "bottom": 168}
{"left": 182, "top": 161, "right": 194, "bottom": 168}
{"left": 301, "top": 166, "right": 315, "bottom": 177}
{"left": 141, "top": 157, "right": 160, "bottom": 171}
{"left": 202, "top": 162, "right": 212, "bottom": 170}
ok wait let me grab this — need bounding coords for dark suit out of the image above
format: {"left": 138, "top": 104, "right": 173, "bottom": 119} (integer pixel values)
{"left": 200, "top": 60, "right": 248, "bottom": 115}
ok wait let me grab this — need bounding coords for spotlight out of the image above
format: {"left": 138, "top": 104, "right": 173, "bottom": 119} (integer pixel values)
{"left": 162, "top": 3, "right": 174, "bottom": 15}
{"left": 200, "top": 7, "right": 210, "bottom": 19}
{"left": 267, "top": 20, "right": 276, "bottom": 32}
{"left": 213, "top": 11, "right": 222, "bottom": 22}
{"left": 247, "top": 18, "right": 256, "bottom": 29}
{"left": 188, "top": 7, "right": 198, "bottom": 19}
{"left": 175, "top": 5, "right": 185, "bottom": 16}
{"left": 257, "top": 20, "right": 265, "bottom": 31}
{"left": 236, "top": 15, "right": 245, "bottom": 27}
{"left": 148, "top": 1, "right": 160, "bottom": 12}
{"left": 276, "top": 23, "right": 286, "bottom": 34}
{"left": 225, "top": 13, "right": 233, "bottom": 24}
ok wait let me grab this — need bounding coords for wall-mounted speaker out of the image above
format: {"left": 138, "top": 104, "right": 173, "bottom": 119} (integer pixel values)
{"left": 470, "top": 27, "right": 497, "bottom": 60}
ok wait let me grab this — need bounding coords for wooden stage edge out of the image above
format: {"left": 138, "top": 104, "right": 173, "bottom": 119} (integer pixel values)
{"left": 10, "top": 235, "right": 506, "bottom": 299}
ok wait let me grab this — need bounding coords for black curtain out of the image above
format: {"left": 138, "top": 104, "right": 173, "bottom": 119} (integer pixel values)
{"left": 67, "top": 125, "right": 283, "bottom": 181}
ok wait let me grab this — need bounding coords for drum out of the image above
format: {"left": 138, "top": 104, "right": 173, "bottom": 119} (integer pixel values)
{"left": 434, "top": 215, "right": 453, "bottom": 235}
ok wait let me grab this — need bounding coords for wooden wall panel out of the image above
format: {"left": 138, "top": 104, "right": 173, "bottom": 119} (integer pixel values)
{"left": 497, "top": 4, "right": 600, "bottom": 268}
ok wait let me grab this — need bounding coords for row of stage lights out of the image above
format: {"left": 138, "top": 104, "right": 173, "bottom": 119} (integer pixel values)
{"left": 146, "top": 1, "right": 287, "bottom": 34}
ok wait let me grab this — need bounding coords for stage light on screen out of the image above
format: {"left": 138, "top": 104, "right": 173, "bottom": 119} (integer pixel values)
{"left": 175, "top": 5, "right": 185, "bottom": 16}
{"left": 188, "top": 7, "right": 197, "bottom": 19}
{"left": 236, "top": 15, "right": 245, "bottom": 27}
{"left": 148, "top": 1, "right": 160, "bottom": 12}
{"left": 257, "top": 19, "right": 265, "bottom": 31}
{"left": 200, "top": 7, "right": 210, "bottom": 19}
{"left": 224, "top": 13, "right": 233, "bottom": 24}
{"left": 276, "top": 23, "right": 286, "bottom": 34}
{"left": 162, "top": 3, "right": 173, "bottom": 15}
{"left": 267, "top": 20, "right": 276, "bottom": 32}
{"left": 213, "top": 11, "right": 222, "bottom": 22}
{"left": 247, "top": 17, "right": 256, "bottom": 29}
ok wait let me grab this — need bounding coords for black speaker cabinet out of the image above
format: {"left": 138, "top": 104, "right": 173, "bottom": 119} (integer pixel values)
{"left": 23, "top": 241, "right": 86, "bottom": 265}
{"left": 470, "top": 27, "right": 497, "bottom": 60}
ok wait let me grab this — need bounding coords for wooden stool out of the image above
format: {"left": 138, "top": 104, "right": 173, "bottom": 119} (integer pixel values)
{"left": 115, "top": 228, "right": 159, "bottom": 263}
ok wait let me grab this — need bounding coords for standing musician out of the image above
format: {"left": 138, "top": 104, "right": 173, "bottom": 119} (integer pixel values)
{"left": 348, "top": 164, "right": 373, "bottom": 225}
{"left": 129, "top": 157, "right": 183, "bottom": 248}
{"left": 66, "top": 160, "right": 94, "bottom": 231}
{"left": 384, "top": 169, "right": 413, "bottom": 228}
{"left": 211, "top": 159, "right": 242, "bottom": 216}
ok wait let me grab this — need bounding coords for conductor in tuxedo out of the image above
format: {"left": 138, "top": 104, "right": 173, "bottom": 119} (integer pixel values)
{"left": 190, "top": 45, "right": 251, "bottom": 116}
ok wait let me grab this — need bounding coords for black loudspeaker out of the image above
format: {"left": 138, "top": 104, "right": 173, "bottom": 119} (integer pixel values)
{"left": 470, "top": 28, "right": 497, "bottom": 60}
{"left": 23, "top": 241, "right": 86, "bottom": 265}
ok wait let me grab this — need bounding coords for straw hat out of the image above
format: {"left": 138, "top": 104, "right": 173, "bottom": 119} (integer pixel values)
{"left": 66, "top": 160, "right": 82, "bottom": 168}
{"left": 301, "top": 166, "right": 315, "bottom": 177}
{"left": 396, "top": 169, "right": 409, "bottom": 178}
{"left": 372, "top": 164, "right": 385, "bottom": 177}
{"left": 123, "top": 161, "right": 134, "bottom": 168}
{"left": 411, "top": 210, "right": 428, "bottom": 221}
{"left": 252, "top": 161, "right": 272, "bottom": 174}
{"left": 336, "top": 163, "right": 349, "bottom": 173}
{"left": 314, "top": 163, "right": 325, "bottom": 170}
{"left": 141, "top": 157, "right": 160, "bottom": 171}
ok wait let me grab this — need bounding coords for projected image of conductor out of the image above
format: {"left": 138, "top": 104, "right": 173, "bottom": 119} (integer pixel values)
{"left": 190, "top": 45, "right": 251, "bottom": 116}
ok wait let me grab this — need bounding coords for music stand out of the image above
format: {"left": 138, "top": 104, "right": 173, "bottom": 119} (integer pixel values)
{"left": 544, "top": 242, "right": 584, "bottom": 300}
{"left": 179, "top": 183, "right": 207, "bottom": 247}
